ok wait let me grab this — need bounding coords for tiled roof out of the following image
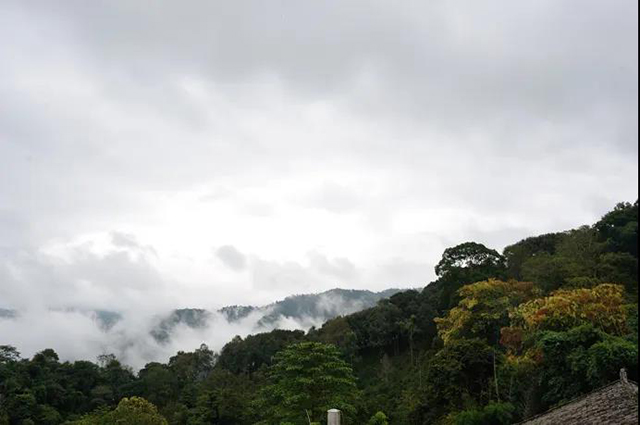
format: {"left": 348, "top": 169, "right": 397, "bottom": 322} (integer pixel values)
{"left": 518, "top": 371, "right": 638, "bottom": 425}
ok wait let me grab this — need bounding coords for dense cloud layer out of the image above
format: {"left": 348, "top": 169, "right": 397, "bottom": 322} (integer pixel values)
{"left": 0, "top": 277, "right": 394, "bottom": 369}
{"left": 0, "top": 304, "right": 271, "bottom": 370}
{"left": 0, "top": 1, "right": 637, "bottom": 362}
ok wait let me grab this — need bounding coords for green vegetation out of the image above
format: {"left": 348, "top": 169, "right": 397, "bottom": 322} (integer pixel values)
{"left": 257, "top": 342, "right": 358, "bottom": 424}
{"left": 0, "top": 201, "right": 636, "bottom": 424}
{"left": 367, "top": 411, "right": 389, "bottom": 425}
{"left": 70, "top": 397, "right": 168, "bottom": 424}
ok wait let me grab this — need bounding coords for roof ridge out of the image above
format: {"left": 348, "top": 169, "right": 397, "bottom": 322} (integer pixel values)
{"left": 516, "top": 379, "right": 632, "bottom": 424}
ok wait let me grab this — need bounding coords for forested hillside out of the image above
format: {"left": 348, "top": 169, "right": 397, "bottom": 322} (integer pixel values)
{"left": 152, "top": 288, "right": 402, "bottom": 343}
{"left": 0, "top": 289, "right": 401, "bottom": 367}
{"left": 1, "top": 201, "right": 637, "bottom": 425}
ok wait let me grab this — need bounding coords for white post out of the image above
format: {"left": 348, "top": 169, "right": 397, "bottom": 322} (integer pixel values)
{"left": 327, "top": 409, "right": 341, "bottom": 425}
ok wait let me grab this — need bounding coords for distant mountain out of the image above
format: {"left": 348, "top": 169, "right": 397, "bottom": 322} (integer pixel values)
{"left": 92, "top": 310, "right": 123, "bottom": 331}
{"left": 150, "top": 308, "right": 213, "bottom": 342}
{"left": 254, "top": 288, "right": 401, "bottom": 327}
{"left": 151, "top": 288, "right": 402, "bottom": 343}
{"left": 218, "top": 305, "right": 255, "bottom": 322}
{"left": 0, "top": 288, "right": 403, "bottom": 345}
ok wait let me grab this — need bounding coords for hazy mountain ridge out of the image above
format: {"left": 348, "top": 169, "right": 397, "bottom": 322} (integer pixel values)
{"left": 151, "top": 288, "right": 403, "bottom": 343}
{"left": 220, "top": 288, "right": 401, "bottom": 323}
{"left": 0, "top": 288, "right": 403, "bottom": 349}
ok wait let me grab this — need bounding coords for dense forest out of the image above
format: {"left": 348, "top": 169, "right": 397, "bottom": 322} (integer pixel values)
{"left": 0, "top": 201, "right": 637, "bottom": 425}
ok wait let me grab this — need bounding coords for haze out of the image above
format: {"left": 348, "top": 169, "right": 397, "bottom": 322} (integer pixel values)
{"left": 0, "top": 0, "right": 637, "bottom": 365}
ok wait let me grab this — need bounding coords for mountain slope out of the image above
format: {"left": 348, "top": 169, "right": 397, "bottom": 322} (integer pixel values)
{"left": 151, "top": 288, "right": 402, "bottom": 343}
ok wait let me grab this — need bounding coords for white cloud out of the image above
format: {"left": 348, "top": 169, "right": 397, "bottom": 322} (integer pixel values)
{"left": 0, "top": 0, "right": 637, "bottom": 362}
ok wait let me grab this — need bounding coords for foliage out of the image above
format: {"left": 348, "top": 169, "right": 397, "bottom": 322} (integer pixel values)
{"left": 72, "top": 397, "right": 168, "bottom": 424}
{"left": 418, "top": 339, "right": 496, "bottom": 423}
{"left": 347, "top": 300, "right": 404, "bottom": 350}
{"left": 517, "top": 226, "right": 605, "bottom": 292}
{"left": 257, "top": 342, "right": 358, "bottom": 424}
{"left": 513, "top": 201, "right": 639, "bottom": 294}
{"left": 430, "top": 243, "right": 509, "bottom": 314}
{"left": 594, "top": 201, "right": 638, "bottom": 257}
{"left": 367, "top": 411, "right": 389, "bottom": 425}
{"left": 0, "top": 345, "right": 20, "bottom": 364}
{"left": 217, "top": 330, "right": 306, "bottom": 375}
{"left": 510, "top": 284, "right": 629, "bottom": 335}
{"left": 436, "top": 280, "right": 541, "bottom": 344}
{"left": 435, "top": 243, "right": 506, "bottom": 279}
{"left": 504, "top": 233, "right": 564, "bottom": 280}
{"left": 188, "top": 368, "right": 259, "bottom": 424}
{"left": 308, "top": 316, "right": 359, "bottom": 361}
{"left": 528, "top": 325, "right": 637, "bottom": 409}
{"left": 451, "top": 402, "right": 515, "bottom": 425}
{"left": 519, "top": 252, "right": 567, "bottom": 292}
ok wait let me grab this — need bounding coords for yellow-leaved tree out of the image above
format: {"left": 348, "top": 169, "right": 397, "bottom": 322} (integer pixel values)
{"left": 435, "top": 279, "right": 542, "bottom": 345}
{"left": 509, "top": 283, "right": 629, "bottom": 338}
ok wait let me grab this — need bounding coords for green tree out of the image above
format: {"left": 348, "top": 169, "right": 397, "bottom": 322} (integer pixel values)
{"left": 37, "top": 404, "right": 62, "bottom": 425}
{"left": 594, "top": 201, "right": 638, "bottom": 257}
{"left": 419, "top": 339, "right": 495, "bottom": 423}
{"left": 346, "top": 300, "right": 403, "bottom": 350}
{"left": 137, "top": 362, "right": 177, "bottom": 408}
{"left": 434, "top": 242, "right": 507, "bottom": 311}
{"left": 98, "top": 356, "right": 136, "bottom": 405}
{"left": 0, "top": 346, "right": 20, "bottom": 364}
{"left": 367, "top": 411, "right": 389, "bottom": 425}
{"left": 308, "top": 316, "right": 359, "bottom": 362}
{"left": 258, "top": 342, "right": 358, "bottom": 424}
{"left": 187, "top": 368, "right": 258, "bottom": 424}
{"left": 555, "top": 226, "right": 603, "bottom": 282}
{"left": 168, "top": 344, "right": 216, "bottom": 386}
{"left": 4, "top": 392, "right": 37, "bottom": 423}
{"left": 435, "top": 242, "right": 506, "bottom": 280}
{"left": 503, "top": 233, "right": 563, "bottom": 280}
{"left": 452, "top": 402, "right": 515, "bottom": 425}
{"left": 73, "top": 397, "right": 168, "bottom": 424}
{"left": 598, "top": 252, "right": 638, "bottom": 295}
{"left": 520, "top": 253, "right": 566, "bottom": 293}
{"left": 529, "top": 325, "right": 636, "bottom": 409}
{"left": 218, "top": 330, "right": 306, "bottom": 375}
{"left": 398, "top": 315, "right": 419, "bottom": 366}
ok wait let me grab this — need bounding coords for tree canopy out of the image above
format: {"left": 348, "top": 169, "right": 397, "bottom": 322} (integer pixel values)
{"left": 258, "top": 342, "right": 358, "bottom": 424}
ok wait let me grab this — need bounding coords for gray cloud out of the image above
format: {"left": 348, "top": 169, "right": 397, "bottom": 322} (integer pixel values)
{"left": 0, "top": 241, "right": 171, "bottom": 312}
{"left": 216, "top": 245, "right": 247, "bottom": 272}
{"left": 0, "top": 0, "right": 637, "bottom": 362}
{"left": 9, "top": 0, "right": 634, "bottom": 152}
{"left": 307, "top": 251, "right": 357, "bottom": 281}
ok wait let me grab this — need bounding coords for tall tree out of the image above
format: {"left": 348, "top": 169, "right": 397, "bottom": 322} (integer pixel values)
{"left": 258, "top": 342, "right": 358, "bottom": 424}
{"left": 435, "top": 242, "right": 506, "bottom": 279}
{"left": 436, "top": 280, "right": 541, "bottom": 345}
{"left": 594, "top": 201, "right": 638, "bottom": 257}
{"left": 433, "top": 242, "right": 507, "bottom": 310}
{"left": 510, "top": 283, "right": 629, "bottom": 336}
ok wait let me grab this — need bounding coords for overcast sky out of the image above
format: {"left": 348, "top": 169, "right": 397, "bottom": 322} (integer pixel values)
{"left": 1, "top": 0, "right": 638, "bottom": 314}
